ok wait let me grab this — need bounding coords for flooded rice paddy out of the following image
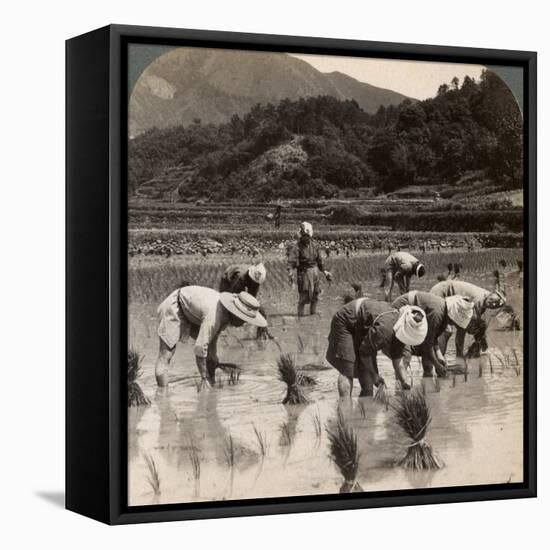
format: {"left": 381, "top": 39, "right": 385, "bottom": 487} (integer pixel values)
{"left": 128, "top": 253, "right": 524, "bottom": 506}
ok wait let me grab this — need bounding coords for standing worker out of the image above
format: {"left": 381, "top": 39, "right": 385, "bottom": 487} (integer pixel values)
{"left": 326, "top": 298, "right": 428, "bottom": 397}
{"left": 430, "top": 280, "right": 506, "bottom": 361}
{"left": 381, "top": 251, "right": 426, "bottom": 301}
{"left": 287, "top": 222, "right": 333, "bottom": 316}
{"left": 155, "top": 286, "right": 267, "bottom": 388}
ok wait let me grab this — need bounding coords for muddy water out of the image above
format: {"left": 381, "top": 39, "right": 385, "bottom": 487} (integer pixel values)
{"left": 128, "top": 273, "right": 524, "bottom": 506}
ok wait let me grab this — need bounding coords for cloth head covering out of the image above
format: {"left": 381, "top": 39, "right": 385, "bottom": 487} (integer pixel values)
{"left": 416, "top": 263, "right": 426, "bottom": 278}
{"left": 485, "top": 289, "right": 506, "bottom": 308}
{"left": 446, "top": 295, "right": 475, "bottom": 328}
{"left": 248, "top": 262, "right": 267, "bottom": 284}
{"left": 393, "top": 305, "right": 428, "bottom": 346}
{"left": 219, "top": 292, "right": 267, "bottom": 327}
{"left": 299, "top": 221, "right": 313, "bottom": 237}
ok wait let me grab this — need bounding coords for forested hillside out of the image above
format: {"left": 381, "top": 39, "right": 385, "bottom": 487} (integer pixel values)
{"left": 128, "top": 70, "right": 522, "bottom": 202}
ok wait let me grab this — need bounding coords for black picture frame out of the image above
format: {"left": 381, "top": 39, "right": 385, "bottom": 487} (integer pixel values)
{"left": 66, "top": 24, "right": 537, "bottom": 525}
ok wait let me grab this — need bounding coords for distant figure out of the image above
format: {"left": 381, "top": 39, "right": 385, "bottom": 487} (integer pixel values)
{"left": 155, "top": 287, "right": 266, "bottom": 388}
{"left": 325, "top": 246, "right": 331, "bottom": 258}
{"left": 287, "top": 222, "right": 332, "bottom": 316}
{"left": 273, "top": 204, "right": 282, "bottom": 229}
{"left": 381, "top": 251, "right": 426, "bottom": 301}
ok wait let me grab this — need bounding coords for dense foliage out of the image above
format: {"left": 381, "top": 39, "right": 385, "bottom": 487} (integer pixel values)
{"left": 128, "top": 70, "right": 523, "bottom": 201}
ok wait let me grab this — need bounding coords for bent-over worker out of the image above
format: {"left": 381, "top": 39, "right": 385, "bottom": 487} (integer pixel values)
{"left": 326, "top": 298, "right": 428, "bottom": 397}
{"left": 155, "top": 286, "right": 267, "bottom": 388}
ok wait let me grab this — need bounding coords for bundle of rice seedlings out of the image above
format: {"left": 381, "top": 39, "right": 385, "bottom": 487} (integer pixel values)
{"left": 128, "top": 349, "right": 150, "bottom": 407}
{"left": 326, "top": 410, "right": 363, "bottom": 493}
{"left": 277, "top": 353, "right": 310, "bottom": 405}
{"left": 436, "top": 274, "right": 446, "bottom": 282}
{"left": 392, "top": 390, "right": 443, "bottom": 471}
{"left": 499, "top": 259, "right": 507, "bottom": 269}
{"left": 143, "top": 453, "right": 161, "bottom": 495}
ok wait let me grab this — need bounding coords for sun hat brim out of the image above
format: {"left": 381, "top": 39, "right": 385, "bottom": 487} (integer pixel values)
{"left": 219, "top": 292, "right": 267, "bottom": 327}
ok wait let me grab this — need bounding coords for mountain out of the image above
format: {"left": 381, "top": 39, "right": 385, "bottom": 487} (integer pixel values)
{"left": 129, "top": 48, "right": 409, "bottom": 136}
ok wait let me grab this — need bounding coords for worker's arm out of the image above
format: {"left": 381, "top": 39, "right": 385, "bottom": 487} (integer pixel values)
{"left": 385, "top": 270, "right": 394, "bottom": 301}
{"left": 402, "top": 273, "right": 411, "bottom": 292}
{"left": 287, "top": 245, "right": 298, "bottom": 283}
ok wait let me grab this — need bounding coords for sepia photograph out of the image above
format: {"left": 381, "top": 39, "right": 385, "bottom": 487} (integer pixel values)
{"left": 126, "top": 43, "right": 525, "bottom": 506}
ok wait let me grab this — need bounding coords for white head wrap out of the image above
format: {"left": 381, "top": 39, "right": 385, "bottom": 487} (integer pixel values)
{"left": 299, "top": 221, "right": 313, "bottom": 237}
{"left": 248, "top": 263, "right": 267, "bottom": 284}
{"left": 393, "top": 305, "right": 428, "bottom": 346}
{"left": 446, "top": 295, "right": 475, "bottom": 328}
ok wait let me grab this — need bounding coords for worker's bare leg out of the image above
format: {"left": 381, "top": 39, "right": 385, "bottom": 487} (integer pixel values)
{"left": 358, "top": 355, "right": 381, "bottom": 397}
{"left": 421, "top": 355, "right": 435, "bottom": 378}
{"left": 455, "top": 328, "right": 466, "bottom": 359}
{"left": 337, "top": 374, "right": 353, "bottom": 398}
{"left": 155, "top": 339, "right": 176, "bottom": 387}
{"left": 310, "top": 297, "right": 318, "bottom": 315}
{"left": 297, "top": 292, "right": 309, "bottom": 317}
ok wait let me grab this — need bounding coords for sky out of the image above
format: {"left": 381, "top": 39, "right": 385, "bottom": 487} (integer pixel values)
{"left": 291, "top": 54, "right": 485, "bottom": 100}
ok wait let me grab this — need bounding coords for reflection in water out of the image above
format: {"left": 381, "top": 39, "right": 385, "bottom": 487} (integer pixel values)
{"left": 128, "top": 277, "right": 524, "bottom": 506}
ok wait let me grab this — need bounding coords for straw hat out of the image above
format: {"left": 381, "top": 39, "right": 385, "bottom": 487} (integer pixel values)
{"left": 248, "top": 263, "right": 267, "bottom": 284}
{"left": 220, "top": 292, "right": 267, "bottom": 327}
{"left": 446, "top": 295, "right": 474, "bottom": 329}
{"left": 393, "top": 305, "right": 428, "bottom": 346}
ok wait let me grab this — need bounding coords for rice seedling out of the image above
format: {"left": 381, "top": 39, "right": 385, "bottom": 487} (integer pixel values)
{"left": 277, "top": 353, "right": 310, "bottom": 405}
{"left": 143, "top": 453, "right": 161, "bottom": 495}
{"left": 189, "top": 446, "right": 201, "bottom": 480}
{"left": 326, "top": 409, "right": 363, "bottom": 493}
{"left": 434, "top": 375, "right": 441, "bottom": 392}
{"left": 392, "top": 390, "right": 443, "bottom": 471}
{"left": 374, "top": 382, "right": 390, "bottom": 410}
{"left": 279, "top": 421, "right": 292, "bottom": 446}
{"left": 357, "top": 398, "right": 368, "bottom": 419}
{"left": 297, "top": 371, "right": 317, "bottom": 386}
{"left": 252, "top": 424, "right": 268, "bottom": 458}
{"left": 509, "top": 349, "right": 521, "bottom": 376}
{"left": 311, "top": 407, "right": 323, "bottom": 444}
{"left": 219, "top": 363, "right": 242, "bottom": 385}
{"left": 297, "top": 334, "right": 305, "bottom": 354}
{"left": 224, "top": 432, "right": 236, "bottom": 470}
{"left": 464, "top": 357, "right": 469, "bottom": 382}
{"left": 128, "top": 349, "right": 151, "bottom": 407}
